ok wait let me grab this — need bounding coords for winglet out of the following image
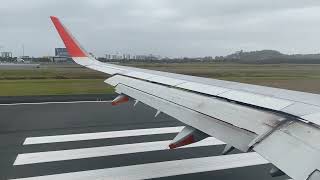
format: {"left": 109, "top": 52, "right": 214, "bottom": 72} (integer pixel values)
{"left": 50, "top": 16, "right": 87, "bottom": 57}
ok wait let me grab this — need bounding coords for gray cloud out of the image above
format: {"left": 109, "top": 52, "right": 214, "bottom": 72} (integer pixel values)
{"left": 1, "top": 0, "right": 320, "bottom": 57}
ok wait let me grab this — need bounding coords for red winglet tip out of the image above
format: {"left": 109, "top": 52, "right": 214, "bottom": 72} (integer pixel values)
{"left": 50, "top": 16, "right": 87, "bottom": 58}
{"left": 50, "top": 16, "right": 59, "bottom": 23}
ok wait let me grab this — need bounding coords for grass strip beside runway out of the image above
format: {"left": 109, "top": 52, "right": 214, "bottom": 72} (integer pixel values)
{"left": 0, "top": 79, "right": 114, "bottom": 96}
{"left": 3, "top": 63, "right": 320, "bottom": 96}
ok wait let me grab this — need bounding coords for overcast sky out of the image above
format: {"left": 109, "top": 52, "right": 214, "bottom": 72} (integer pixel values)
{"left": 1, "top": 0, "right": 320, "bottom": 57}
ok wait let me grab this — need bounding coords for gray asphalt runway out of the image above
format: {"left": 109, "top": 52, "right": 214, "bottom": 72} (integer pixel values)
{"left": 0, "top": 100, "right": 290, "bottom": 180}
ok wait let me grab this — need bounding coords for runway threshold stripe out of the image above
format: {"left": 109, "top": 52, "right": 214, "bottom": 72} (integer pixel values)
{"left": 24, "top": 126, "right": 184, "bottom": 145}
{"left": 14, "top": 138, "right": 224, "bottom": 165}
{"left": 11, "top": 152, "right": 268, "bottom": 180}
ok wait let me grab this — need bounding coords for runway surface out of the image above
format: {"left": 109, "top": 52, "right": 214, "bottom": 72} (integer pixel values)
{"left": 0, "top": 100, "right": 291, "bottom": 180}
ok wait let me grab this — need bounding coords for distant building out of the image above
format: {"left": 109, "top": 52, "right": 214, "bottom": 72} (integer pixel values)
{"left": 1, "top": 52, "right": 12, "bottom": 58}
{"left": 136, "top": 54, "right": 160, "bottom": 60}
{"left": 53, "top": 48, "right": 71, "bottom": 62}
{"left": 112, "top": 55, "right": 118, "bottom": 59}
{"left": 55, "top": 48, "right": 69, "bottom": 57}
{"left": 105, "top": 53, "right": 160, "bottom": 61}
{"left": 109, "top": 54, "right": 123, "bottom": 60}
{"left": 50, "top": 57, "right": 68, "bottom": 62}
{"left": 123, "top": 54, "right": 131, "bottom": 60}
{"left": 20, "top": 56, "right": 32, "bottom": 62}
{"left": 135, "top": 55, "right": 147, "bottom": 60}
{"left": 106, "top": 54, "right": 111, "bottom": 60}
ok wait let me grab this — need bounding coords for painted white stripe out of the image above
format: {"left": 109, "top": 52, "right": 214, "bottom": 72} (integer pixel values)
{"left": 24, "top": 126, "right": 184, "bottom": 145}
{"left": 0, "top": 100, "right": 112, "bottom": 106}
{"left": 11, "top": 152, "right": 268, "bottom": 180}
{"left": 14, "top": 138, "right": 224, "bottom": 165}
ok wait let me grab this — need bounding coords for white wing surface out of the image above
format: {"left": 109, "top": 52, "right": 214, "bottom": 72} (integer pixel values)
{"left": 50, "top": 16, "right": 320, "bottom": 180}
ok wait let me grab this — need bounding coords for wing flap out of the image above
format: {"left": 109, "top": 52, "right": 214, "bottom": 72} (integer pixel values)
{"left": 115, "top": 81, "right": 256, "bottom": 151}
{"left": 113, "top": 75, "right": 320, "bottom": 180}
{"left": 219, "top": 90, "right": 293, "bottom": 110}
{"left": 253, "top": 121, "right": 320, "bottom": 180}
{"left": 107, "top": 75, "right": 284, "bottom": 135}
{"left": 177, "top": 82, "right": 229, "bottom": 96}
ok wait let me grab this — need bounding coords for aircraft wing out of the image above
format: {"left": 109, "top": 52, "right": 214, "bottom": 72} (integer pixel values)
{"left": 50, "top": 16, "right": 320, "bottom": 180}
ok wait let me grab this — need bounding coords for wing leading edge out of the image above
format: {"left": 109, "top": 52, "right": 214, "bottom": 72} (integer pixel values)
{"left": 50, "top": 16, "right": 320, "bottom": 180}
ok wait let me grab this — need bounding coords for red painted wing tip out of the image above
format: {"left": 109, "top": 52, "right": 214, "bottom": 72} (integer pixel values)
{"left": 50, "top": 16, "right": 87, "bottom": 58}
{"left": 50, "top": 16, "right": 60, "bottom": 24}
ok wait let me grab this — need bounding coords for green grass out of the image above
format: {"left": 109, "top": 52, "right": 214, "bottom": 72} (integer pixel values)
{"left": 124, "top": 63, "right": 320, "bottom": 93}
{"left": 0, "top": 67, "right": 107, "bottom": 80}
{"left": 0, "top": 79, "right": 114, "bottom": 96}
{"left": 1, "top": 63, "right": 320, "bottom": 96}
{"left": 124, "top": 63, "right": 320, "bottom": 80}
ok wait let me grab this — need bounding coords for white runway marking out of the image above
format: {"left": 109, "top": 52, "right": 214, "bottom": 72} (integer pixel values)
{"left": 11, "top": 152, "right": 268, "bottom": 180}
{"left": 0, "top": 100, "right": 112, "bottom": 106}
{"left": 15, "top": 138, "right": 224, "bottom": 165}
{"left": 24, "top": 126, "right": 184, "bottom": 145}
